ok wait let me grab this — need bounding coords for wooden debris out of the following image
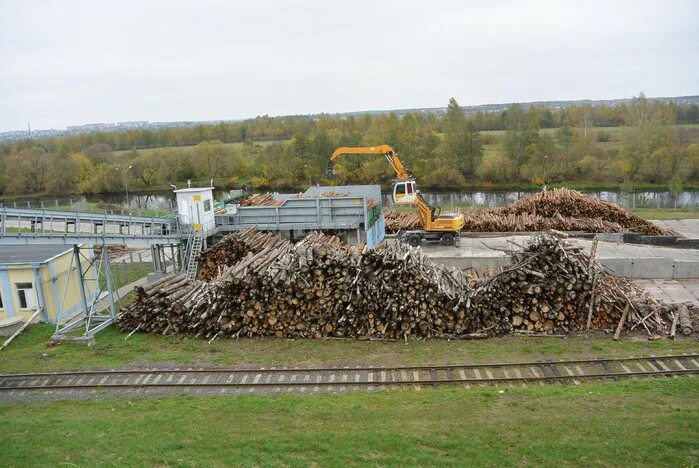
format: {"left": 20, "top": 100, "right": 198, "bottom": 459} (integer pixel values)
{"left": 613, "top": 303, "right": 630, "bottom": 340}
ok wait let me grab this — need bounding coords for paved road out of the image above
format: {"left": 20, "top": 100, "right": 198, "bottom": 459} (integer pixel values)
{"left": 652, "top": 219, "right": 699, "bottom": 239}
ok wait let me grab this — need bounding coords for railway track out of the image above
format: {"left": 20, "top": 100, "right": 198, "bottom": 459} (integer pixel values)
{"left": 1, "top": 353, "right": 697, "bottom": 400}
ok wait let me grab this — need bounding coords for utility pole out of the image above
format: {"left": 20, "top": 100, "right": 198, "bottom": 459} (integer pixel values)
{"left": 27, "top": 122, "right": 31, "bottom": 139}
{"left": 116, "top": 165, "right": 133, "bottom": 209}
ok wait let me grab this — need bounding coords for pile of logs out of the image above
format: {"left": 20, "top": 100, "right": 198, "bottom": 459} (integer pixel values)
{"left": 384, "top": 210, "right": 421, "bottom": 231}
{"left": 497, "top": 188, "right": 666, "bottom": 235}
{"left": 118, "top": 274, "right": 211, "bottom": 336}
{"left": 119, "top": 229, "right": 683, "bottom": 341}
{"left": 384, "top": 188, "right": 667, "bottom": 235}
{"left": 197, "top": 228, "right": 290, "bottom": 281}
{"left": 239, "top": 194, "right": 283, "bottom": 206}
{"left": 244, "top": 191, "right": 378, "bottom": 209}
{"left": 460, "top": 211, "right": 628, "bottom": 233}
{"left": 470, "top": 234, "right": 673, "bottom": 335}
{"left": 94, "top": 244, "right": 133, "bottom": 260}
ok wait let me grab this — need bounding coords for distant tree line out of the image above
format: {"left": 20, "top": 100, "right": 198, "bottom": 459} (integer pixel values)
{"left": 1, "top": 94, "right": 698, "bottom": 196}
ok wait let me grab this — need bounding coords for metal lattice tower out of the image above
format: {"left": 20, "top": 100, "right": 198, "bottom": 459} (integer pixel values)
{"left": 54, "top": 244, "right": 119, "bottom": 337}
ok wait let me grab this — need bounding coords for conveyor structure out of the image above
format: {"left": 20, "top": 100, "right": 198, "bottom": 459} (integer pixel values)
{"left": 0, "top": 207, "right": 181, "bottom": 246}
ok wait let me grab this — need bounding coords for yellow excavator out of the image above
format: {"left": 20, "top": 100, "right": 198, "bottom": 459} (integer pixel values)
{"left": 327, "top": 145, "right": 465, "bottom": 246}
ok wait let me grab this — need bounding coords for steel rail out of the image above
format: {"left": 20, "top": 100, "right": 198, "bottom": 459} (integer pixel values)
{"left": 1, "top": 353, "right": 696, "bottom": 379}
{"left": 0, "top": 368, "right": 696, "bottom": 391}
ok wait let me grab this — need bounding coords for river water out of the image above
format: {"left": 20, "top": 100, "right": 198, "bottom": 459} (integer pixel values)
{"left": 3, "top": 189, "right": 698, "bottom": 213}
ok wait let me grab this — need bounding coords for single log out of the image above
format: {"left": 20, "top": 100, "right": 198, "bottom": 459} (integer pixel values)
{"left": 678, "top": 304, "right": 693, "bottom": 336}
{"left": 613, "top": 303, "right": 630, "bottom": 341}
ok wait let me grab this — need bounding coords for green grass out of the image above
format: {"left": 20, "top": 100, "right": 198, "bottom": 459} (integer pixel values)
{"left": 480, "top": 124, "right": 699, "bottom": 160}
{"left": 0, "top": 378, "right": 696, "bottom": 465}
{"left": 632, "top": 207, "right": 699, "bottom": 220}
{"left": 1, "top": 324, "right": 696, "bottom": 374}
{"left": 480, "top": 123, "right": 699, "bottom": 141}
{"left": 112, "top": 139, "right": 289, "bottom": 157}
{"left": 98, "top": 264, "right": 154, "bottom": 290}
{"left": 2, "top": 226, "right": 59, "bottom": 233}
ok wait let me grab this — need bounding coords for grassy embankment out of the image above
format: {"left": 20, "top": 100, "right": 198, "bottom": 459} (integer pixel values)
{"left": 1, "top": 323, "right": 696, "bottom": 374}
{"left": 0, "top": 378, "right": 697, "bottom": 465}
{"left": 632, "top": 208, "right": 699, "bottom": 220}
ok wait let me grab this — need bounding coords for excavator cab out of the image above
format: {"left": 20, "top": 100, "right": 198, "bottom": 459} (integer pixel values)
{"left": 392, "top": 179, "right": 418, "bottom": 205}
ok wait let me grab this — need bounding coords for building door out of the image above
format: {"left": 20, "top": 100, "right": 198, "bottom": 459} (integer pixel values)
{"left": 16, "top": 283, "right": 36, "bottom": 309}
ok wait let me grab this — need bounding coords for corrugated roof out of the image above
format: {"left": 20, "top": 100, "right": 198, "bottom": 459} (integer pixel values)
{"left": 0, "top": 245, "right": 73, "bottom": 264}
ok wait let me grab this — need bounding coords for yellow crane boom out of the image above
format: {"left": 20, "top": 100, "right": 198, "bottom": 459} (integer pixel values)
{"left": 330, "top": 145, "right": 412, "bottom": 180}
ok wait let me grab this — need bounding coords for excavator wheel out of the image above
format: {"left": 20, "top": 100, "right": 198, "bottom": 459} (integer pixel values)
{"left": 440, "top": 233, "right": 455, "bottom": 246}
{"left": 407, "top": 234, "right": 421, "bottom": 247}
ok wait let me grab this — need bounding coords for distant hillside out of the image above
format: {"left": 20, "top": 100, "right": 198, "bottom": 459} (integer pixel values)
{"left": 2, "top": 95, "right": 697, "bottom": 143}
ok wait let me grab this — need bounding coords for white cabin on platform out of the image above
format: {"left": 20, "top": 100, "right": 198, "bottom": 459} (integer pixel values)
{"left": 174, "top": 187, "right": 215, "bottom": 232}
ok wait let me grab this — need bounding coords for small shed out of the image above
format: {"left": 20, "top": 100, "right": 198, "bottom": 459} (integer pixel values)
{"left": 0, "top": 245, "right": 93, "bottom": 323}
{"left": 174, "top": 187, "right": 215, "bottom": 232}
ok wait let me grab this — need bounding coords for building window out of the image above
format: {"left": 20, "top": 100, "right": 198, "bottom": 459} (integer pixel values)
{"left": 203, "top": 199, "right": 212, "bottom": 213}
{"left": 15, "top": 283, "right": 36, "bottom": 309}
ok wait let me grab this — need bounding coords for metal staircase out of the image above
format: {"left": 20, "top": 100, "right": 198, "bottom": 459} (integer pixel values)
{"left": 183, "top": 230, "right": 204, "bottom": 279}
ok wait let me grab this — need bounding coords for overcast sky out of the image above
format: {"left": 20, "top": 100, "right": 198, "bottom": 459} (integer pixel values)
{"left": 1, "top": 0, "right": 697, "bottom": 132}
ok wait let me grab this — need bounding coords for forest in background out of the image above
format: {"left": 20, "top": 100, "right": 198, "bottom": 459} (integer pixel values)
{"left": 1, "top": 93, "right": 698, "bottom": 197}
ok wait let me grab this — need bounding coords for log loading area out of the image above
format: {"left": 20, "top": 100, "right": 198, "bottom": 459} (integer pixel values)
{"left": 121, "top": 188, "right": 697, "bottom": 342}
{"left": 1, "top": 187, "right": 697, "bottom": 400}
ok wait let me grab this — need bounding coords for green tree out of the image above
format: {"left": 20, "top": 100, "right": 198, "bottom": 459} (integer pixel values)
{"left": 3, "top": 147, "right": 51, "bottom": 193}
{"left": 194, "top": 141, "right": 230, "bottom": 181}
{"left": 132, "top": 153, "right": 161, "bottom": 188}
{"left": 440, "top": 97, "right": 483, "bottom": 177}
{"left": 503, "top": 104, "right": 539, "bottom": 167}
{"left": 477, "top": 153, "right": 517, "bottom": 183}
{"left": 622, "top": 93, "right": 677, "bottom": 177}
{"left": 46, "top": 152, "right": 79, "bottom": 194}
{"left": 556, "top": 118, "right": 574, "bottom": 173}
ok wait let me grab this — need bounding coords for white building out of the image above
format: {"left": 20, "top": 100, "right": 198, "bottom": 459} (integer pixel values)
{"left": 174, "top": 187, "right": 215, "bottom": 232}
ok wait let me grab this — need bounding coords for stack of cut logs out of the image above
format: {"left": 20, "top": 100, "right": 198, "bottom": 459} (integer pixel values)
{"left": 94, "top": 244, "right": 133, "bottom": 260}
{"left": 496, "top": 188, "right": 666, "bottom": 235}
{"left": 469, "top": 235, "right": 674, "bottom": 335}
{"left": 196, "top": 228, "right": 290, "bottom": 282}
{"left": 244, "top": 191, "right": 378, "bottom": 209}
{"left": 239, "top": 194, "right": 283, "bottom": 206}
{"left": 384, "top": 210, "right": 421, "bottom": 231}
{"left": 384, "top": 188, "right": 667, "bottom": 235}
{"left": 119, "top": 229, "right": 684, "bottom": 341}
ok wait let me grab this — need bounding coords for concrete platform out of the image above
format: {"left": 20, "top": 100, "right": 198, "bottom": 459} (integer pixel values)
{"left": 652, "top": 219, "right": 699, "bottom": 239}
{"left": 424, "top": 235, "right": 699, "bottom": 279}
{"left": 633, "top": 279, "right": 699, "bottom": 307}
{"left": 0, "top": 317, "right": 24, "bottom": 337}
